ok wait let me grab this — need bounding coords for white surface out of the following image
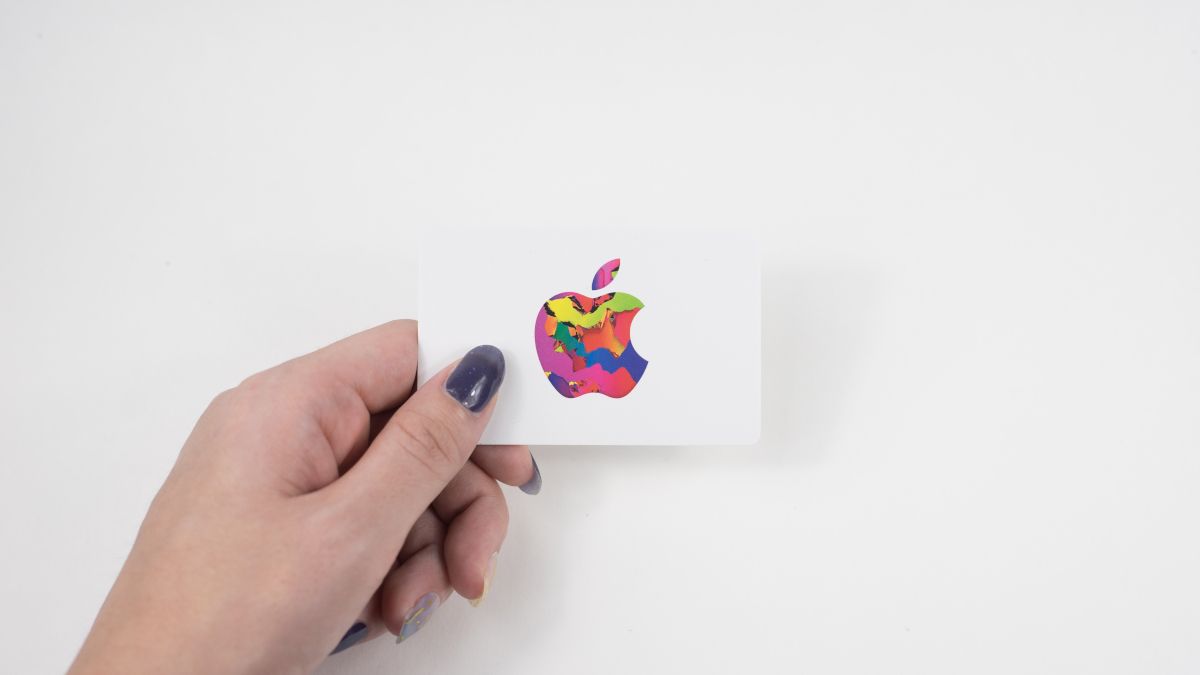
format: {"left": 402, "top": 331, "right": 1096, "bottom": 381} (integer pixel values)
{"left": 419, "top": 229, "right": 760, "bottom": 445}
{"left": 1, "top": 1, "right": 1198, "bottom": 673}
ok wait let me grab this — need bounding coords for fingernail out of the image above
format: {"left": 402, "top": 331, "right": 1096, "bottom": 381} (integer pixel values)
{"left": 396, "top": 592, "right": 440, "bottom": 643}
{"left": 445, "top": 345, "right": 505, "bottom": 412}
{"left": 520, "top": 453, "right": 542, "bottom": 495}
{"left": 331, "top": 622, "right": 368, "bottom": 655}
{"left": 469, "top": 552, "right": 499, "bottom": 607}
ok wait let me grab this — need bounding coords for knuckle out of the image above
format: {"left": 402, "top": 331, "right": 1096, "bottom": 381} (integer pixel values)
{"left": 237, "top": 368, "right": 270, "bottom": 391}
{"left": 207, "top": 386, "right": 240, "bottom": 413}
{"left": 391, "top": 407, "right": 466, "bottom": 477}
{"left": 236, "top": 368, "right": 285, "bottom": 397}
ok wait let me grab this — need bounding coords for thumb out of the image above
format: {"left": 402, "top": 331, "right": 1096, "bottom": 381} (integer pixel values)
{"left": 325, "top": 345, "right": 506, "bottom": 549}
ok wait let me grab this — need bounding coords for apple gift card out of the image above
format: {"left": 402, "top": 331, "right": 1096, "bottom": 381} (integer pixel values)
{"left": 418, "top": 229, "right": 760, "bottom": 445}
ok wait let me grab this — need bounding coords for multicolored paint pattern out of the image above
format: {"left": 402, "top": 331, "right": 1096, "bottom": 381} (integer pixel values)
{"left": 535, "top": 258, "right": 649, "bottom": 398}
{"left": 592, "top": 258, "right": 620, "bottom": 290}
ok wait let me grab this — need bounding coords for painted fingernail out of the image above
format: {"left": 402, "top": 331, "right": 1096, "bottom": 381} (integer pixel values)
{"left": 469, "top": 552, "right": 499, "bottom": 607}
{"left": 445, "top": 345, "right": 505, "bottom": 412}
{"left": 520, "top": 453, "right": 542, "bottom": 495}
{"left": 396, "top": 592, "right": 440, "bottom": 643}
{"left": 331, "top": 622, "right": 368, "bottom": 655}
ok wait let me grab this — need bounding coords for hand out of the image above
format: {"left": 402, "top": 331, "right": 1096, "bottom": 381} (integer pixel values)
{"left": 69, "top": 320, "right": 541, "bottom": 674}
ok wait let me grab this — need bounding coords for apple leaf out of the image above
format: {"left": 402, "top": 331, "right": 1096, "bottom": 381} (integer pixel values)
{"left": 592, "top": 258, "right": 621, "bottom": 291}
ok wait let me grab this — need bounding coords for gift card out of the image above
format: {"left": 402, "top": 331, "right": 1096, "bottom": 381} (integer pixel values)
{"left": 418, "top": 229, "right": 760, "bottom": 445}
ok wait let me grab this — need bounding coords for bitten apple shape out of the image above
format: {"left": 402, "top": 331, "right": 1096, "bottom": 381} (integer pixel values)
{"left": 534, "top": 258, "right": 649, "bottom": 398}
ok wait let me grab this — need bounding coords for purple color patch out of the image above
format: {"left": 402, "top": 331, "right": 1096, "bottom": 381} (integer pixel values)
{"left": 591, "top": 258, "right": 620, "bottom": 290}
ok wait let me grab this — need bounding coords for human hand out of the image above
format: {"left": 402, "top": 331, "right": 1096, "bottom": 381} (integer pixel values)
{"left": 69, "top": 320, "right": 541, "bottom": 674}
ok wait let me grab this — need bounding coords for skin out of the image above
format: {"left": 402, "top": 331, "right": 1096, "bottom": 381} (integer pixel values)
{"left": 69, "top": 320, "right": 535, "bottom": 674}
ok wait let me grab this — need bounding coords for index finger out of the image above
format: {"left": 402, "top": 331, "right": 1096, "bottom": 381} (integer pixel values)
{"left": 290, "top": 319, "right": 419, "bottom": 413}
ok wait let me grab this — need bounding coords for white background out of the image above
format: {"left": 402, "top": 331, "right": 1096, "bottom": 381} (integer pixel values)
{"left": 1, "top": 1, "right": 1198, "bottom": 673}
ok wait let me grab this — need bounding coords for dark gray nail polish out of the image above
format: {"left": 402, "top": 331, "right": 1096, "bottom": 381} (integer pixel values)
{"left": 520, "top": 453, "right": 542, "bottom": 495}
{"left": 445, "top": 345, "right": 505, "bottom": 412}
{"left": 331, "top": 622, "right": 367, "bottom": 655}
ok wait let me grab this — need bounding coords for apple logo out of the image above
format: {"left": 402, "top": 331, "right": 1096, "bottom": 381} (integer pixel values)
{"left": 534, "top": 257, "right": 649, "bottom": 398}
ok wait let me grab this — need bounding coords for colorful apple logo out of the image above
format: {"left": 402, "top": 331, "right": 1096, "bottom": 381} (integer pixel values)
{"left": 534, "top": 258, "right": 649, "bottom": 398}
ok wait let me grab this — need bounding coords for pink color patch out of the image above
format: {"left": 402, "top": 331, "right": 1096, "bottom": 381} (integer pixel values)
{"left": 591, "top": 258, "right": 620, "bottom": 290}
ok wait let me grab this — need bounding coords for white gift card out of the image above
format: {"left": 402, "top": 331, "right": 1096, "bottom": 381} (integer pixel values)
{"left": 418, "top": 229, "right": 760, "bottom": 445}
